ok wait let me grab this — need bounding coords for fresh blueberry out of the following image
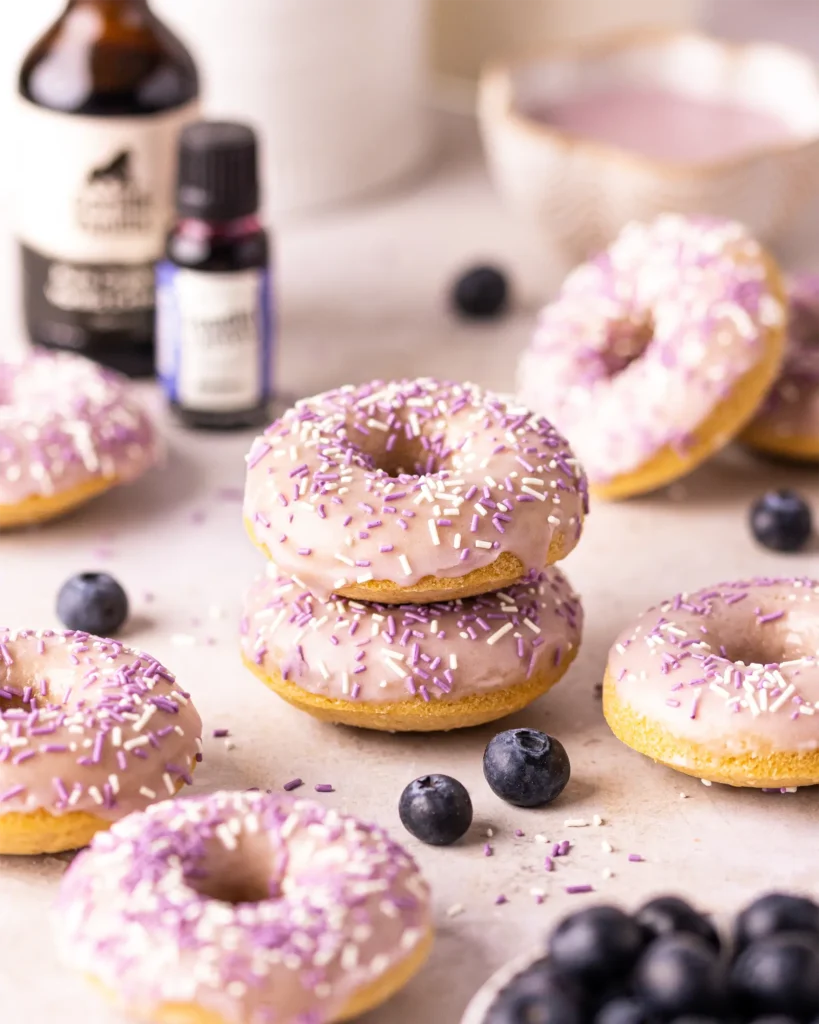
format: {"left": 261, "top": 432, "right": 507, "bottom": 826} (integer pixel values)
{"left": 595, "top": 997, "right": 652, "bottom": 1024}
{"left": 634, "top": 933, "right": 728, "bottom": 1019}
{"left": 487, "top": 959, "right": 585, "bottom": 1024}
{"left": 734, "top": 893, "right": 819, "bottom": 953}
{"left": 548, "top": 906, "right": 647, "bottom": 986}
{"left": 635, "top": 896, "right": 720, "bottom": 951}
{"left": 398, "top": 774, "right": 472, "bottom": 846}
{"left": 483, "top": 728, "right": 570, "bottom": 808}
{"left": 452, "top": 264, "right": 509, "bottom": 319}
{"left": 56, "top": 572, "right": 129, "bottom": 636}
{"left": 731, "top": 934, "right": 819, "bottom": 1022}
{"left": 750, "top": 490, "right": 812, "bottom": 552}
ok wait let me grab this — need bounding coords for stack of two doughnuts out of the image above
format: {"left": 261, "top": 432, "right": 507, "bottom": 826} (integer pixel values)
{"left": 240, "top": 378, "right": 589, "bottom": 731}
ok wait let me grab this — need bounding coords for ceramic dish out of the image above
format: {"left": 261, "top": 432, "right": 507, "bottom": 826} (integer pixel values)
{"left": 460, "top": 950, "right": 544, "bottom": 1024}
{"left": 478, "top": 30, "right": 819, "bottom": 256}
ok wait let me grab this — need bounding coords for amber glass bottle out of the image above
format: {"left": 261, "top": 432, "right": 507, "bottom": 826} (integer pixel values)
{"left": 17, "top": 0, "right": 200, "bottom": 377}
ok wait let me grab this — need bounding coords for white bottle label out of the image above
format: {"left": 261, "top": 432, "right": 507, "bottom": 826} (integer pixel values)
{"left": 16, "top": 98, "right": 200, "bottom": 265}
{"left": 157, "top": 264, "right": 273, "bottom": 413}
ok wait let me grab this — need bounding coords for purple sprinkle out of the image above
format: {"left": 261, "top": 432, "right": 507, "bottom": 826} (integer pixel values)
{"left": 283, "top": 778, "right": 303, "bottom": 792}
{"left": 565, "top": 884, "right": 594, "bottom": 895}
{"left": 484, "top": 843, "right": 494, "bottom": 857}
{"left": 212, "top": 729, "right": 230, "bottom": 738}
{"left": 495, "top": 894, "right": 508, "bottom": 905}
{"left": 315, "top": 783, "right": 335, "bottom": 793}
{"left": 628, "top": 854, "right": 644, "bottom": 863}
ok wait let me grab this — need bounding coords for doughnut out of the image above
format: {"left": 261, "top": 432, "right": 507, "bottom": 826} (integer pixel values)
{"left": 243, "top": 378, "right": 587, "bottom": 604}
{"left": 742, "top": 272, "right": 819, "bottom": 461}
{"left": 603, "top": 577, "right": 819, "bottom": 788}
{"left": 0, "top": 628, "right": 201, "bottom": 854}
{"left": 240, "top": 563, "right": 583, "bottom": 731}
{"left": 0, "top": 350, "right": 160, "bottom": 529}
{"left": 517, "top": 214, "right": 787, "bottom": 500}
{"left": 55, "top": 790, "right": 433, "bottom": 1024}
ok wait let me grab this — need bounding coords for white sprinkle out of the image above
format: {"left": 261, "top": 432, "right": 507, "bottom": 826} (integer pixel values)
{"left": 453, "top": 533, "right": 461, "bottom": 549}
{"left": 486, "top": 828, "right": 494, "bottom": 838}
{"left": 523, "top": 617, "right": 541, "bottom": 635}
{"left": 430, "top": 620, "right": 439, "bottom": 635}
{"left": 163, "top": 772, "right": 176, "bottom": 795}
{"left": 216, "top": 823, "right": 238, "bottom": 850}
{"left": 701, "top": 779, "right": 712, "bottom": 787}
{"left": 317, "top": 660, "right": 330, "bottom": 681}
{"left": 679, "top": 792, "right": 689, "bottom": 800}
{"left": 449, "top": 654, "right": 458, "bottom": 670}
{"left": 335, "top": 553, "right": 355, "bottom": 567}
{"left": 341, "top": 672, "right": 351, "bottom": 696}
{"left": 474, "top": 503, "right": 487, "bottom": 517}
{"left": 475, "top": 539, "right": 493, "bottom": 549}
{"left": 399, "top": 554, "right": 413, "bottom": 577}
{"left": 564, "top": 818, "right": 588, "bottom": 827}
{"left": 534, "top": 834, "right": 549, "bottom": 844}
{"left": 356, "top": 572, "right": 374, "bottom": 584}
{"left": 601, "top": 840, "right": 613, "bottom": 854}
{"left": 592, "top": 814, "right": 604, "bottom": 827}
{"left": 521, "top": 485, "right": 546, "bottom": 501}
{"left": 486, "top": 622, "right": 514, "bottom": 646}
{"left": 428, "top": 520, "right": 440, "bottom": 546}
{"left": 88, "top": 786, "right": 103, "bottom": 806}
{"left": 446, "top": 904, "right": 465, "bottom": 918}
{"left": 601, "top": 868, "right": 614, "bottom": 880}
{"left": 111, "top": 727, "right": 122, "bottom": 748}
{"left": 108, "top": 773, "right": 120, "bottom": 795}
{"left": 769, "top": 684, "right": 795, "bottom": 713}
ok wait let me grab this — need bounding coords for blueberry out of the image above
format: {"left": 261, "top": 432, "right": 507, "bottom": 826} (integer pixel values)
{"left": 452, "top": 264, "right": 509, "bottom": 319}
{"left": 398, "top": 774, "right": 472, "bottom": 846}
{"left": 731, "top": 934, "right": 819, "bottom": 1021}
{"left": 734, "top": 893, "right": 819, "bottom": 953}
{"left": 487, "top": 959, "right": 584, "bottom": 1024}
{"left": 548, "top": 906, "right": 647, "bottom": 986}
{"left": 750, "top": 490, "right": 812, "bottom": 552}
{"left": 635, "top": 896, "right": 720, "bottom": 951}
{"left": 483, "top": 728, "right": 570, "bottom": 808}
{"left": 595, "top": 997, "right": 652, "bottom": 1024}
{"left": 634, "top": 933, "right": 728, "bottom": 1019}
{"left": 56, "top": 572, "right": 129, "bottom": 636}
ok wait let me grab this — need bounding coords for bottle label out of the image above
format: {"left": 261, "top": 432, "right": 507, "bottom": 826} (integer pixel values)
{"left": 157, "top": 263, "right": 273, "bottom": 412}
{"left": 15, "top": 98, "right": 199, "bottom": 334}
{"left": 16, "top": 98, "right": 199, "bottom": 264}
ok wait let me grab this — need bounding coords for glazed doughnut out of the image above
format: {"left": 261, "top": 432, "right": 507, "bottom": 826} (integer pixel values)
{"left": 518, "top": 214, "right": 786, "bottom": 500}
{"left": 603, "top": 577, "right": 819, "bottom": 788}
{"left": 742, "top": 272, "right": 819, "bottom": 461}
{"left": 56, "top": 790, "right": 433, "bottom": 1024}
{"left": 0, "top": 628, "right": 201, "bottom": 854}
{"left": 243, "top": 378, "right": 587, "bottom": 604}
{"left": 240, "top": 563, "right": 582, "bottom": 731}
{"left": 0, "top": 350, "right": 160, "bottom": 528}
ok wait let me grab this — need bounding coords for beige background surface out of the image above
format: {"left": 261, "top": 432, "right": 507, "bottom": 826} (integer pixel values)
{"left": 3, "top": 115, "right": 819, "bottom": 1024}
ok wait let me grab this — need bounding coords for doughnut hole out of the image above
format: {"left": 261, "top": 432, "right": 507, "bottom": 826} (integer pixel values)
{"left": 599, "top": 313, "right": 654, "bottom": 377}
{"left": 184, "top": 838, "right": 279, "bottom": 905}
{"left": 713, "top": 608, "right": 819, "bottom": 667}
{"left": 344, "top": 411, "right": 456, "bottom": 479}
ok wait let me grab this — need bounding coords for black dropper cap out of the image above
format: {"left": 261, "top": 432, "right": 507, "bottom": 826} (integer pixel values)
{"left": 176, "top": 121, "right": 259, "bottom": 221}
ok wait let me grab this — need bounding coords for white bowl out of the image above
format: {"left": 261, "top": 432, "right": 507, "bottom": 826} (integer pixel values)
{"left": 478, "top": 30, "right": 819, "bottom": 257}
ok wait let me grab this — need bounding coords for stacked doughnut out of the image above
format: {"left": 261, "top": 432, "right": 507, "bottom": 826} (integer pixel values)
{"left": 241, "top": 378, "right": 588, "bottom": 730}
{"left": 518, "top": 214, "right": 789, "bottom": 499}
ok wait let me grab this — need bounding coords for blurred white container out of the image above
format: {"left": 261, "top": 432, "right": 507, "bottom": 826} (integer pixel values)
{"left": 156, "top": 0, "right": 431, "bottom": 216}
{"left": 478, "top": 31, "right": 819, "bottom": 256}
{"left": 430, "top": 0, "right": 697, "bottom": 107}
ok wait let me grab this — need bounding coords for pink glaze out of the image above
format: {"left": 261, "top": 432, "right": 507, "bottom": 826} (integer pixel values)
{"left": 0, "top": 351, "right": 160, "bottom": 507}
{"left": 518, "top": 214, "right": 785, "bottom": 484}
{"left": 746, "top": 272, "right": 819, "bottom": 443}
{"left": 531, "top": 86, "right": 796, "bottom": 164}
{"left": 608, "top": 578, "right": 819, "bottom": 758}
{"left": 243, "top": 379, "right": 588, "bottom": 599}
{"left": 0, "top": 629, "right": 201, "bottom": 819}
{"left": 56, "top": 791, "right": 431, "bottom": 1024}
{"left": 241, "top": 564, "right": 582, "bottom": 706}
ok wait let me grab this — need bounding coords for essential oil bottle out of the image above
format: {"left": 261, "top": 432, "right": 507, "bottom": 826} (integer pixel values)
{"left": 157, "top": 121, "right": 273, "bottom": 428}
{"left": 17, "top": 0, "right": 200, "bottom": 377}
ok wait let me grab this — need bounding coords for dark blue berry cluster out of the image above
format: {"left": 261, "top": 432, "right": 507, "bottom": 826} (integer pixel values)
{"left": 486, "top": 892, "right": 819, "bottom": 1024}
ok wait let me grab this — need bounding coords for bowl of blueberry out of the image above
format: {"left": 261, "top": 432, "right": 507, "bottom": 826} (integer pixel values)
{"left": 462, "top": 891, "right": 819, "bottom": 1024}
